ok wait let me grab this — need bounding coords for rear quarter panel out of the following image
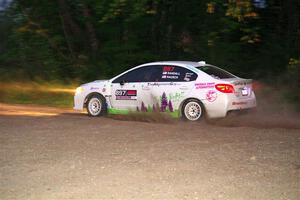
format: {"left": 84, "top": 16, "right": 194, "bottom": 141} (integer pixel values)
{"left": 189, "top": 74, "right": 228, "bottom": 118}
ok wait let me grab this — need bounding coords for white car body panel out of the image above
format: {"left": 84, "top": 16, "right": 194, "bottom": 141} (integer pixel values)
{"left": 74, "top": 61, "right": 256, "bottom": 118}
{"left": 74, "top": 80, "right": 110, "bottom": 110}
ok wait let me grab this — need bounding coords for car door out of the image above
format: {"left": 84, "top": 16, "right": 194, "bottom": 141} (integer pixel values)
{"left": 148, "top": 65, "right": 198, "bottom": 113}
{"left": 110, "top": 66, "right": 156, "bottom": 111}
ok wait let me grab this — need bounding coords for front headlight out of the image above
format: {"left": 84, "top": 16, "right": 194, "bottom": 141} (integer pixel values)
{"left": 75, "top": 87, "right": 84, "bottom": 94}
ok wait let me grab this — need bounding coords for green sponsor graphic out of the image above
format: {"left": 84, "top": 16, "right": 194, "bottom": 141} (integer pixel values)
{"left": 108, "top": 92, "right": 181, "bottom": 118}
{"left": 107, "top": 108, "right": 180, "bottom": 118}
{"left": 169, "top": 110, "right": 180, "bottom": 118}
{"left": 156, "top": 92, "right": 184, "bottom": 103}
{"left": 168, "top": 92, "right": 185, "bottom": 102}
{"left": 108, "top": 108, "right": 129, "bottom": 115}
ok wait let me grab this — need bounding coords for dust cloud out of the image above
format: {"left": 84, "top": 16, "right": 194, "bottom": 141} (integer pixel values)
{"left": 109, "top": 81, "right": 300, "bottom": 129}
{"left": 208, "top": 81, "right": 300, "bottom": 129}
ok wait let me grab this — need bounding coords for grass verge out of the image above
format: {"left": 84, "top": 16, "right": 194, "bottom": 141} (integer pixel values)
{"left": 0, "top": 82, "right": 76, "bottom": 108}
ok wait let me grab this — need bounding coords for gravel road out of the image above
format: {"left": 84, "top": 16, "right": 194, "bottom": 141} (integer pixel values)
{"left": 0, "top": 103, "right": 299, "bottom": 200}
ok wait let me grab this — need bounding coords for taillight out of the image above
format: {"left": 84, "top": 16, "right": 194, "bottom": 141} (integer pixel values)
{"left": 215, "top": 84, "right": 235, "bottom": 93}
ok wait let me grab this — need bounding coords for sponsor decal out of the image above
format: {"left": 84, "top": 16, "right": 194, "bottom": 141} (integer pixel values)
{"left": 232, "top": 101, "right": 247, "bottom": 105}
{"left": 108, "top": 108, "right": 129, "bottom": 115}
{"left": 110, "top": 91, "right": 178, "bottom": 118}
{"left": 137, "top": 92, "right": 176, "bottom": 114}
{"left": 163, "top": 66, "right": 175, "bottom": 72}
{"left": 162, "top": 72, "right": 180, "bottom": 75}
{"left": 102, "top": 88, "right": 106, "bottom": 92}
{"left": 115, "top": 90, "right": 137, "bottom": 100}
{"left": 233, "top": 80, "right": 252, "bottom": 86}
{"left": 162, "top": 66, "right": 180, "bottom": 79}
{"left": 195, "top": 82, "right": 215, "bottom": 89}
{"left": 162, "top": 75, "right": 179, "bottom": 79}
{"left": 90, "top": 87, "right": 99, "bottom": 90}
{"left": 184, "top": 72, "right": 194, "bottom": 81}
{"left": 206, "top": 90, "right": 217, "bottom": 102}
{"left": 147, "top": 82, "right": 179, "bottom": 86}
{"left": 168, "top": 92, "right": 185, "bottom": 102}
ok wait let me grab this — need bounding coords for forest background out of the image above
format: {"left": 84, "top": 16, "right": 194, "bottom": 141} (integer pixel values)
{"left": 0, "top": 0, "right": 299, "bottom": 109}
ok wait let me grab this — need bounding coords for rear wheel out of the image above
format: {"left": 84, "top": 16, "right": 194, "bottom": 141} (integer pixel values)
{"left": 86, "top": 94, "right": 106, "bottom": 117}
{"left": 182, "top": 99, "right": 204, "bottom": 121}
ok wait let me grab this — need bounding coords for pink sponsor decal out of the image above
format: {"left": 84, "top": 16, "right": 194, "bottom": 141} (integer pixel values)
{"left": 195, "top": 82, "right": 215, "bottom": 89}
{"left": 206, "top": 90, "right": 217, "bottom": 102}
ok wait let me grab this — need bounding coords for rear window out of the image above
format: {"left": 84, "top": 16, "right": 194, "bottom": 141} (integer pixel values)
{"left": 197, "top": 65, "right": 236, "bottom": 79}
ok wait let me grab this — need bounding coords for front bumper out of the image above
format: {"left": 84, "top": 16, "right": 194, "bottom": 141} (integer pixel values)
{"left": 73, "top": 94, "right": 85, "bottom": 110}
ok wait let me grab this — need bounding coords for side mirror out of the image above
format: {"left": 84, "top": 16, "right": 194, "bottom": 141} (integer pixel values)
{"left": 120, "top": 80, "right": 126, "bottom": 86}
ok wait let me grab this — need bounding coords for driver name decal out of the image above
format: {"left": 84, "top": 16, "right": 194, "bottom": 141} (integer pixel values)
{"left": 115, "top": 90, "right": 137, "bottom": 100}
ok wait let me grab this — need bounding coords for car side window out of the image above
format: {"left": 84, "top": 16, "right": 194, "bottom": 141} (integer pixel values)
{"left": 151, "top": 65, "right": 198, "bottom": 82}
{"left": 112, "top": 66, "right": 156, "bottom": 83}
{"left": 197, "top": 65, "right": 235, "bottom": 79}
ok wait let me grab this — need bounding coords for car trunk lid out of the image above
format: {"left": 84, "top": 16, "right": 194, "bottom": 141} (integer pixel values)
{"left": 221, "top": 78, "right": 253, "bottom": 98}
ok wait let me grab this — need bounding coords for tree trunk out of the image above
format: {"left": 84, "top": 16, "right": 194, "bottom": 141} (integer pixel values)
{"left": 57, "top": 0, "right": 83, "bottom": 57}
{"left": 82, "top": 4, "right": 99, "bottom": 55}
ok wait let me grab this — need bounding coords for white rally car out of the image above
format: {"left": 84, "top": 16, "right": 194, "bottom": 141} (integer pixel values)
{"left": 74, "top": 61, "right": 256, "bottom": 121}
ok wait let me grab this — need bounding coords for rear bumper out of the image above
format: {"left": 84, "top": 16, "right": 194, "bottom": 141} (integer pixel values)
{"left": 204, "top": 91, "right": 256, "bottom": 118}
{"left": 227, "top": 94, "right": 256, "bottom": 111}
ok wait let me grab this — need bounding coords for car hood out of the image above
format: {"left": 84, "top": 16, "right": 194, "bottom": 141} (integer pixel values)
{"left": 81, "top": 80, "right": 109, "bottom": 88}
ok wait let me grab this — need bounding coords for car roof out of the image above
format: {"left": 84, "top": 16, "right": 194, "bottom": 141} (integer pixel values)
{"left": 110, "top": 61, "right": 210, "bottom": 81}
{"left": 141, "top": 61, "right": 205, "bottom": 68}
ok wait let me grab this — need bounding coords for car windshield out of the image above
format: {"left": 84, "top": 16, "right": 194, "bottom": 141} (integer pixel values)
{"left": 196, "top": 65, "right": 236, "bottom": 79}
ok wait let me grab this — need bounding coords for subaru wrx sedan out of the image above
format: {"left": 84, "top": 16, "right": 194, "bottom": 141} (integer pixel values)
{"left": 74, "top": 61, "right": 256, "bottom": 121}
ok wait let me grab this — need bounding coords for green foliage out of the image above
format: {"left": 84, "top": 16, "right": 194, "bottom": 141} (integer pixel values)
{"left": 0, "top": 0, "right": 299, "bottom": 83}
{"left": 0, "top": 0, "right": 299, "bottom": 110}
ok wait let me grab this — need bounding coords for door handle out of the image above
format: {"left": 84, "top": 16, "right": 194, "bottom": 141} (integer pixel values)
{"left": 142, "top": 85, "right": 150, "bottom": 90}
{"left": 179, "top": 86, "right": 188, "bottom": 90}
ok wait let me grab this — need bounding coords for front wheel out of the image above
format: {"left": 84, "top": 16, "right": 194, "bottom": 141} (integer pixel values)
{"left": 86, "top": 94, "right": 106, "bottom": 117}
{"left": 182, "top": 99, "right": 204, "bottom": 121}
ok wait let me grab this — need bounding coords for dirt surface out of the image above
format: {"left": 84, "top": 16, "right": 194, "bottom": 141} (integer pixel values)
{"left": 0, "top": 103, "right": 299, "bottom": 200}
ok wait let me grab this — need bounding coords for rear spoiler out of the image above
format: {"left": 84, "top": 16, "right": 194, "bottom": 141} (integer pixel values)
{"left": 231, "top": 79, "right": 252, "bottom": 86}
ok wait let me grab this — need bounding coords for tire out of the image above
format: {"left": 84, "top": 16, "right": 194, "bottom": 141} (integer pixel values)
{"left": 182, "top": 99, "right": 204, "bottom": 121}
{"left": 86, "top": 94, "right": 106, "bottom": 117}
